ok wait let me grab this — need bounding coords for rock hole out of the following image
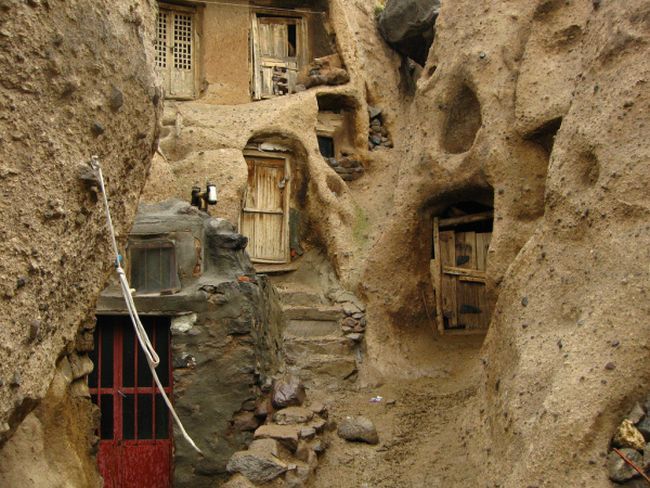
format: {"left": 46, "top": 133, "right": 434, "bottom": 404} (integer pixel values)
{"left": 525, "top": 117, "right": 562, "bottom": 158}
{"left": 441, "top": 84, "right": 482, "bottom": 154}
{"left": 576, "top": 150, "right": 600, "bottom": 187}
{"left": 326, "top": 174, "right": 344, "bottom": 195}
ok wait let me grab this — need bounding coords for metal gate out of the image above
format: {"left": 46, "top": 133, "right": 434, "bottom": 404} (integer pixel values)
{"left": 89, "top": 315, "right": 173, "bottom": 488}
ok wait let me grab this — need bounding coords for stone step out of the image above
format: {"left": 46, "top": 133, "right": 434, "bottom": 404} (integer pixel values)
{"left": 283, "top": 305, "right": 344, "bottom": 322}
{"left": 285, "top": 319, "right": 340, "bottom": 338}
{"left": 284, "top": 335, "right": 353, "bottom": 358}
{"left": 277, "top": 288, "right": 324, "bottom": 307}
{"left": 287, "top": 354, "right": 357, "bottom": 384}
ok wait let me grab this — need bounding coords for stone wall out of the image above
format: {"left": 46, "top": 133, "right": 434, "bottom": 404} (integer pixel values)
{"left": 97, "top": 200, "right": 286, "bottom": 486}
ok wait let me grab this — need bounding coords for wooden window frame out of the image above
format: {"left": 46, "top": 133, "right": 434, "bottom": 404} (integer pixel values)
{"left": 250, "top": 10, "right": 309, "bottom": 100}
{"left": 128, "top": 240, "right": 181, "bottom": 295}
{"left": 156, "top": 2, "right": 198, "bottom": 100}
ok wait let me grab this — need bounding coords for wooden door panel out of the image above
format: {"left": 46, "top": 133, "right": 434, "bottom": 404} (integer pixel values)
{"left": 241, "top": 157, "right": 288, "bottom": 263}
{"left": 454, "top": 231, "right": 476, "bottom": 268}
{"left": 457, "top": 280, "right": 483, "bottom": 329}
{"left": 441, "top": 274, "right": 458, "bottom": 328}
{"left": 475, "top": 232, "right": 491, "bottom": 271}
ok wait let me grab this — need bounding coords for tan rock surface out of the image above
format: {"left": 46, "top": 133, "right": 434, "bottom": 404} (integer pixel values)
{"left": 0, "top": 0, "right": 160, "bottom": 482}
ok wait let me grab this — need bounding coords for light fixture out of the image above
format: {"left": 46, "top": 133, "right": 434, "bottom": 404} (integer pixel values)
{"left": 190, "top": 182, "right": 218, "bottom": 212}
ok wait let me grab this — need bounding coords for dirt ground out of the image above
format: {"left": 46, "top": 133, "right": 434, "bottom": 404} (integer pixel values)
{"left": 310, "top": 339, "right": 483, "bottom": 488}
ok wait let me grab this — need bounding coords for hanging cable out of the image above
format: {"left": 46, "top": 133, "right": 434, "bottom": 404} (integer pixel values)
{"left": 90, "top": 155, "right": 202, "bottom": 455}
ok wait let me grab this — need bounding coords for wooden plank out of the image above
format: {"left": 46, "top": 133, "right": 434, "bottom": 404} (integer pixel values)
{"left": 439, "top": 211, "right": 494, "bottom": 228}
{"left": 477, "top": 281, "right": 490, "bottom": 329}
{"left": 432, "top": 218, "right": 444, "bottom": 333}
{"left": 457, "top": 281, "right": 482, "bottom": 329}
{"left": 458, "top": 275, "right": 487, "bottom": 284}
{"left": 250, "top": 13, "right": 262, "bottom": 100}
{"left": 242, "top": 208, "right": 283, "bottom": 215}
{"left": 442, "top": 266, "right": 486, "bottom": 279}
{"left": 439, "top": 230, "right": 455, "bottom": 267}
{"left": 454, "top": 231, "right": 476, "bottom": 269}
{"left": 441, "top": 274, "right": 458, "bottom": 328}
{"left": 475, "top": 232, "right": 491, "bottom": 271}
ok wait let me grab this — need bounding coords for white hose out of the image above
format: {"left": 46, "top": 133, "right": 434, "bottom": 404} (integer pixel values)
{"left": 91, "top": 156, "right": 202, "bottom": 454}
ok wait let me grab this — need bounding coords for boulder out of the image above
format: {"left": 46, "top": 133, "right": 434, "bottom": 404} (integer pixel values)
{"left": 378, "top": 0, "right": 441, "bottom": 64}
{"left": 226, "top": 448, "right": 288, "bottom": 484}
{"left": 254, "top": 424, "right": 302, "bottom": 451}
{"left": 613, "top": 420, "right": 646, "bottom": 451}
{"left": 607, "top": 448, "right": 642, "bottom": 483}
{"left": 272, "top": 375, "right": 306, "bottom": 409}
{"left": 274, "top": 406, "right": 314, "bottom": 425}
{"left": 337, "top": 416, "right": 379, "bottom": 444}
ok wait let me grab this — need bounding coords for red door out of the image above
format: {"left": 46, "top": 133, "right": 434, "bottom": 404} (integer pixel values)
{"left": 89, "top": 316, "right": 173, "bottom": 488}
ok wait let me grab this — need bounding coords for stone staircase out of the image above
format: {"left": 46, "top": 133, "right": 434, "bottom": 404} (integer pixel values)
{"left": 278, "top": 287, "right": 358, "bottom": 388}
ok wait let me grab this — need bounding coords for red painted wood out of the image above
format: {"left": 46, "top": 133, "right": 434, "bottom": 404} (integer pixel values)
{"left": 91, "top": 316, "right": 173, "bottom": 488}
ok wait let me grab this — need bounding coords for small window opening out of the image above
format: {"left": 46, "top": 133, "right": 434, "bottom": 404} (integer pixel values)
{"left": 317, "top": 135, "right": 335, "bottom": 158}
{"left": 287, "top": 23, "right": 297, "bottom": 57}
{"left": 129, "top": 241, "right": 180, "bottom": 294}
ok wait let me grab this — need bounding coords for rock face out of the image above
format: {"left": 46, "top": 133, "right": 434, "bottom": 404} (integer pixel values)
{"left": 337, "top": 416, "right": 379, "bottom": 445}
{"left": 378, "top": 0, "right": 441, "bottom": 64}
{"left": 0, "top": 0, "right": 160, "bottom": 484}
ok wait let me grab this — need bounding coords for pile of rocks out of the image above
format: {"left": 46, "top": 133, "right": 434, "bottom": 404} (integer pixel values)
{"left": 224, "top": 375, "right": 331, "bottom": 488}
{"left": 607, "top": 398, "right": 650, "bottom": 485}
{"left": 368, "top": 106, "right": 393, "bottom": 150}
{"left": 329, "top": 290, "right": 367, "bottom": 344}
{"left": 325, "top": 154, "right": 365, "bottom": 182}
{"left": 297, "top": 54, "right": 349, "bottom": 90}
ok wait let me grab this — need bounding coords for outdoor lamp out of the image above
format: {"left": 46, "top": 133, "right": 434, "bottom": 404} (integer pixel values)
{"left": 190, "top": 182, "right": 218, "bottom": 211}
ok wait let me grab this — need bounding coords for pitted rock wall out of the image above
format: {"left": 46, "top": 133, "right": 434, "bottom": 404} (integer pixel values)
{"left": 0, "top": 0, "right": 161, "bottom": 481}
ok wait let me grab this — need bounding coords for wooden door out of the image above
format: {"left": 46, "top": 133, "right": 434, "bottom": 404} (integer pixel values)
{"left": 240, "top": 155, "right": 290, "bottom": 263}
{"left": 156, "top": 8, "right": 195, "bottom": 99}
{"left": 89, "top": 316, "right": 173, "bottom": 488}
{"left": 251, "top": 15, "right": 305, "bottom": 99}
{"left": 431, "top": 218, "right": 492, "bottom": 332}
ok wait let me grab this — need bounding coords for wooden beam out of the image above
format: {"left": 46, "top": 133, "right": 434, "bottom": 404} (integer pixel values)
{"left": 442, "top": 266, "right": 487, "bottom": 279}
{"left": 439, "top": 211, "right": 494, "bottom": 228}
{"left": 432, "top": 217, "right": 444, "bottom": 334}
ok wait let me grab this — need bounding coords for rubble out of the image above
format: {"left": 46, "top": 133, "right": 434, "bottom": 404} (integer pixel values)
{"left": 224, "top": 381, "right": 329, "bottom": 487}
{"left": 367, "top": 106, "right": 393, "bottom": 151}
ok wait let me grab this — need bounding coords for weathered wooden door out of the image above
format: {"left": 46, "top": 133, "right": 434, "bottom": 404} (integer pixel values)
{"left": 431, "top": 215, "right": 493, "bottom": 332}
{"left": 240, "top": 155, "right": 290, "bottom": 263}
{"left": 89, "top": 316, "right": 173, "bottom": 488}
{"left": 156, "top": 7, "right": 195, "bottom": 99}
{"left": 251, "top": 15, "right": 306, "bottom": 99}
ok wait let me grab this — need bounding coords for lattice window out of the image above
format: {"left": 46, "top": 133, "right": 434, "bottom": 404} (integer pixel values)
{"left": 173, "top": 13, "right": 192, "bottom": 71}
{"left": 155, "top": 11, "right": 168, "bottom": 69}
